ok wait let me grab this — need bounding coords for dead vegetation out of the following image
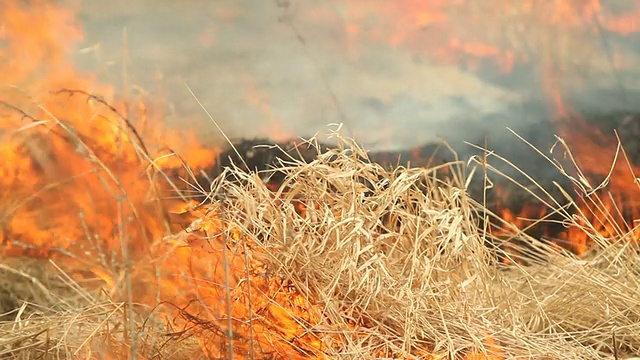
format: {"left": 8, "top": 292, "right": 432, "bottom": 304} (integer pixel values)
{"left": 0, "top": 127, "right": 639, "bottom": 359}
{"left": 0, "top": 257, "right": 202, "bottom": 359}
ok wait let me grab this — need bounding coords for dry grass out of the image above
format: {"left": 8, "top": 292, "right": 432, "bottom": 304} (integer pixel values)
{"left": 1, "top": 127, "right": 639, "bottom": 359}
{"left": 192, "top": 130, "right": 639, "bottom": 359}
{"left": 0, "top": 257, "right": 202, "bottom": 359}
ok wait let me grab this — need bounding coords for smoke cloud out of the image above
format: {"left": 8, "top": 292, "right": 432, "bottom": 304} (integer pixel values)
{"left": 71, "top": 0, "right": 639, "bottom": 153}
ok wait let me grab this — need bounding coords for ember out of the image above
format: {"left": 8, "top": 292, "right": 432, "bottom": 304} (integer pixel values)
{"left": 2, "top": 1, "right": 640, "bottom": 360}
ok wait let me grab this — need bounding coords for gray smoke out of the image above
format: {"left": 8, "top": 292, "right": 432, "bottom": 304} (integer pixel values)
{"left": 70, "top": 0, "right": 640, "bottom": 157}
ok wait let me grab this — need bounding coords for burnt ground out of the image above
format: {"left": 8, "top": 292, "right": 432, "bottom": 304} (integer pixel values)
{"left": 195, "top": 117, "right": 569, "bottom": 201}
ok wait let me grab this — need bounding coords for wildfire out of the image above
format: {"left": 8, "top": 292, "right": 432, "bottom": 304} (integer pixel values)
{"left": 2, "top": 0, "right": 640, "bottom": 359}
{"left": 1, "top": 1, "right": 393, "bottom": 358}
{"left": 486, "top": 80, "right": 640, "bottom": 258}
{"left": 350, "top": 0, "right": 640, "bottom": 257}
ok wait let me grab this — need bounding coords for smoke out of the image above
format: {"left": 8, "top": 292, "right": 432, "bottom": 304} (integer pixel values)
{"left": 70, "top": 0, "right": 639, "bottom": 155}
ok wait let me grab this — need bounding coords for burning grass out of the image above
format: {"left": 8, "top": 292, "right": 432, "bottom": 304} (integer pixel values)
{"left": 3, "top": 1, "right": 640, "bottom": 358}
{"left": 1, "top": 121, "right": 640, "bottom": 358}
{"left": 181, "top": 132, "right": 640, "bottom": 359}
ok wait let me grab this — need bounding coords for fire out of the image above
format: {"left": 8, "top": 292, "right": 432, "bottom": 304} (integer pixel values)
{"left": 485, "top": 66, "right": 640, "bottom": 259}
{"left": 3, "top": 0, "right": 640, "bottom": 359}
{"left": 382, "top": 0, "right": 640, "bottom": 258}
{"left": 1, "top": 1, "right": 398, "bottom": 359}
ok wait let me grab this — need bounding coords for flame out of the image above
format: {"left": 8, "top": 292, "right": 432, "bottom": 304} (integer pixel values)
{"left": 486, "top": 60, "right": 640, "bottom": 258}
{"left": 352, "top": 0, "right": 640, "bottom": 258}
{"left": 0, "top": 1, "right": 390, "bottom": 358}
